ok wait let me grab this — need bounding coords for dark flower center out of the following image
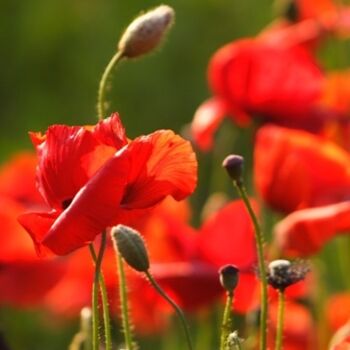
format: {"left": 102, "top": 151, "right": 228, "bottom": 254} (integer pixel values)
{"left": 62, "top": 198, "right": 73, "bottom": 209}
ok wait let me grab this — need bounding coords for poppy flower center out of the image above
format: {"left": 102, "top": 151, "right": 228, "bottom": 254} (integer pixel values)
{"left": 62, "top": 198, "right": 73, "bottom": 209}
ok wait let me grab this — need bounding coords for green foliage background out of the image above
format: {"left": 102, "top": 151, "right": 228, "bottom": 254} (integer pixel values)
{"left": 0, "top": 0, "right": 272, "bottom": 155}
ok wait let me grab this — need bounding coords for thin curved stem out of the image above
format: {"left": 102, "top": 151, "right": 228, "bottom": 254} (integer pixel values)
{"left": 116, "top": 250, "right": 134, "bottom": 350}
{"left": 220, "top": 292, "right": 233, "bottom": 350}
{"left": 89, "top": 234, "right": 112, "bottom": 350}
{"left": 275, "top": 290, "right": 285, "bottom": 350}
{"left": 89, "top": 233, "right": 107, "bottom": 350}
{"left": 234, "top": 183, "right": 268, "bottom": 350}
{"left": 97, "top": 51, "right": 124, "bottom": 120}
{"left": 145, "top": 270, "right": 193, "bottom": 350}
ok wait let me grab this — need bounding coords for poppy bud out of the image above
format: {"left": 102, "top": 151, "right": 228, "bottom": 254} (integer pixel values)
{"left": 219, "top": 264, "right": 239, "bottom": 294}
{"left": 111, "top": 225, "right": 150, "bottom": 272}
{"left": 118, "top": 5, "right": 175, "bottom": 58}
{"left": 267, "top": 259, "right": 309, "bottom": 291}
{"left": 222, "top": 155, "right": 244, "bottom": 185}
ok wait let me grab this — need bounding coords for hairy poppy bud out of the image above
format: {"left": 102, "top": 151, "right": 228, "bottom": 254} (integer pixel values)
{"left": 267, "top": 259, "right": 309, "bottom": 291}
{"left": 111, "top": 225, "right": 150, "bottom": 272}
{"left": 219, "top": 264, "right": 239, "bottom": 293}
{"left": 222, "top": 155, "right": 244, "bottom": 185}
{"left": 118, "top": 5, "right": 175, "bottom": 58}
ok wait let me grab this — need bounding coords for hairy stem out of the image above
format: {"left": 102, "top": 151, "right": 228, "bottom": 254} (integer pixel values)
{"left": 116, "top": 250, "right": 134, "bottom": 350}
{"left": 234, "top": 183, "right": 268, "bottom": 350}
{"left": 220, "top": 292, "right": 233, "bottom": 350}
{"left": 275, "top": 290, "right": 285, "bottom": 350}
{"left": 145, "top": 270, "right": 193, "bottom": 350}
{"left": 97, "top": 51, "right": 124, "bottom": 120}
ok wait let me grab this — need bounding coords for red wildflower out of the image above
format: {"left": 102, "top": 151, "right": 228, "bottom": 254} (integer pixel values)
{"left": 191, "top": 39, "right": 325, "bottom": 150}
{"left": 254, "top": 125, "right": 350, "bottom": 213}
{"left": 291, "top": 0, "right": 350, "bottom": 36}
{"left": 0, "top": 154, "right": 65, "bottom": 306}
{"left": 18, "top": 114, "right": 197, "bottom": 256}
{"left": 275, "top": 201, "right": 350, "bottom": 256}
{"left": 327, "top": 293, "right": 350, "bottom": 332}
{"left": 0, "top": 152, "right": 43, "bottom": 205}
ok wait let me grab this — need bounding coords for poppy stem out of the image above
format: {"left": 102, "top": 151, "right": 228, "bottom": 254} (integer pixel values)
{"left": 89, "top": 233, "right": 113, "bottom": 350}
{"left": 145, "top": 270, "right": 193, "bottom": 350}
{"left": 220, "top": 291, "right": 233, "bottom": 350}
{"left": 116, "top": 250, "right": 135, "bottom": 350}
{"left": 233, "top": 183, "right": 268, "bottom": 350}
{"left": 97, "top": 50, "right": 124, "bottom": 120}
{"left": 89, "top": 232, "right": 109, "bottom": 350}
{"left": 275, "top": 290, "right": 285, "bottom": 350}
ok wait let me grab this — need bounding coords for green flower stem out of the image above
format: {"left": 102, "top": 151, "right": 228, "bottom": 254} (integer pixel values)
{"left": 275, "top": 290, "right": 285, "bottom": 350}
{"left": 89, "top": 234, "right": 112, "bottom": 350}
{"left": 220, "top": 291, "right": 233, "bottom": 350}
{"left": 97, "top": 51, "right": 124, "bottom": 120}
{"left": 234, "top": 182, "right": 268, "bottom": 350}
{"left": 116, "top": 250, "right": 134, "bottom": 350}
{"left": 145, "top": 270, "right": 193, "bottom": 350}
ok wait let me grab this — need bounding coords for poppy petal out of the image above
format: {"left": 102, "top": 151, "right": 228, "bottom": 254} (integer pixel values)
{"left": 40, "top": 149, "right": 130, "bottom": 255}
{"left": 275, "top": 201, "right": 350, "bottom": 256}
{"left": 121, "top": 130, "right": 197, "bottom": 209}
{"left": 198, "top": 200, "right": 257, "bottom": 270}
{"left": 92, "top": 112, "right": 127, "bottom": 149}
{"left": 254, "top": 125, "right": 350, "bottom": 213}
{"left": 191, "top": 98, "right": 228, "bottom": 151}
{"left": 17, "top": 211, "right": 60, "bottom": 257}
{"left": 31, "top": 125, "right": 106, "bottom": 209}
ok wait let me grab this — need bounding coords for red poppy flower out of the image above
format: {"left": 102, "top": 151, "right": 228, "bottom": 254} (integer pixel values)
{"left": 326, "top": 293, "right": 350, "bottom": 332}
{"left": 18, "top": 114, "right": 197, "bottom": 256}
{"left": 321, "top": 70, "right": 350, "bottom": 119}
{"left": 275, "top": 201, "right": 350, "bottom": 256}
{"left": 0, "top": 152, "right": 43, "bottom": 206}
{"left": 254, "top": 125, "right": 350, "bottom": 213}
{"left": 291, "top": 0, "right": 350, "bottom": 37}
{"left": 191, "top": 39, "right": 324, "bottom": 150}
{"left": 0, "top": 154, "right": 65, "bottom": 306}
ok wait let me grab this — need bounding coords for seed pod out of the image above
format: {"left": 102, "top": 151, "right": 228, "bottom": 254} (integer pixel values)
{"left": 118, "top": 5, "right": 175, "bottom": 58}
{"left": 222, "top": 155, "right": 244, "bottom": 185}
{"left": 112, "top": 224, "right": 150, "bottom": 272}
{"left": 219, "top": 264, "right": 239, "bottom": 293}
{"left": 267, "top": 259, "right": 309, "bottom": 291}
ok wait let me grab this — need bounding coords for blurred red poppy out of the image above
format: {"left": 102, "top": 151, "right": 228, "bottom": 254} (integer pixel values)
{"left": 191, "top": 39, "right": 325, "bottom": 150}
{"left": 291, "top": 0, "right": 350, "bottom": 36}
{"left": 254, "top": 125, "right": 350, "bottom": 214}
{"left": 128, "top": 199, "right": 259, "bottom": 318}
{"left": 0, "top": 153, "right": 65, "bottom": 306}
{"left": 18, "top": 114, "right": 197, "bottom": 256}
{"left": 327, "top": 293, "right": 350, "bottom": 332}
{"left": 275, "top": 201, "right": 350, "bottom": 256}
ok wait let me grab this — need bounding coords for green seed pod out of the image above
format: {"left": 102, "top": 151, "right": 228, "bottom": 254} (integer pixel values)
{"left": 112, "top": 224, "right": 150, "bottom": 272}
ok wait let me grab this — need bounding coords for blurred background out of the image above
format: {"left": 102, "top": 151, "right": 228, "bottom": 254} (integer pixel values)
{"left": 2, "top": 0, "right": 349, "bottom": 349}
{"left": 0, "top": 1, "right": 273, "bottom": 348}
